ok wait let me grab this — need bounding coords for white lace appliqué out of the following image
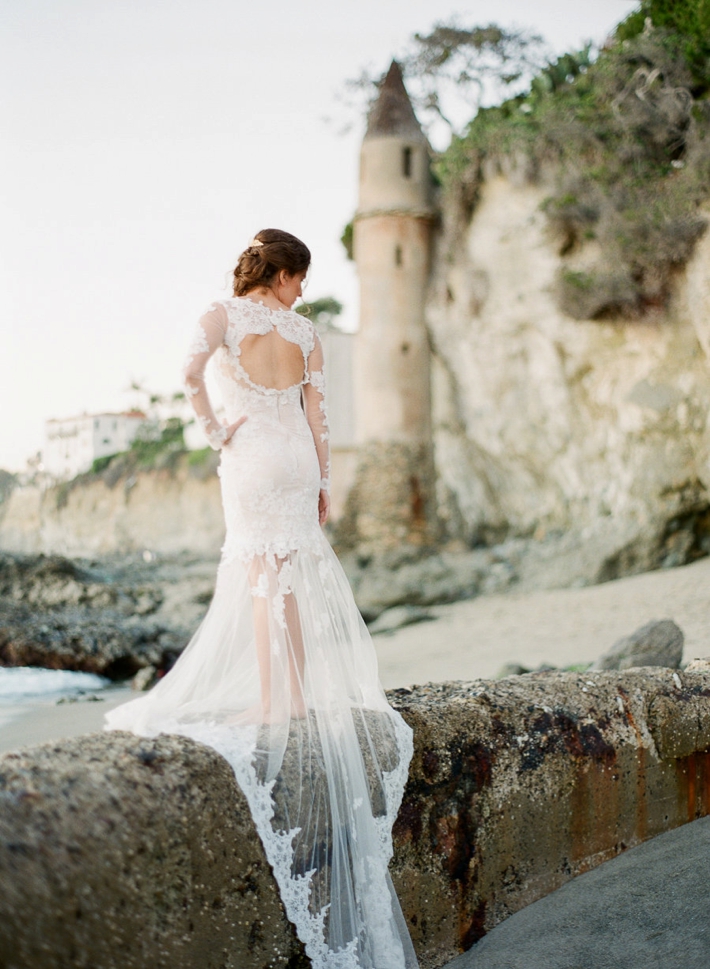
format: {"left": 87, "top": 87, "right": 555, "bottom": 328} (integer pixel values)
{"left": 177, "top": 709, "right": 414, "bottom": 969}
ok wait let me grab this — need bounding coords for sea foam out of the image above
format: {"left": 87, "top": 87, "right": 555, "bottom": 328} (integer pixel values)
{"left": 0, "top": 667, "right": 109, "bottom": 702}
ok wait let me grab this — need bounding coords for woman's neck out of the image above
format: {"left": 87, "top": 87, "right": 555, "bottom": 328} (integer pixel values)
{"left": 242, "top": 286, "right": 290, "bottom": 311}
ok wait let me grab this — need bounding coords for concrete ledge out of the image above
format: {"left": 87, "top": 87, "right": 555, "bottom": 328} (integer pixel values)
{"left": 1, "top": 670, "right": 709, "bottom": 968}
{"left": 447, "top": 815, "right": 710, "bottom": 968}
{"left": 389, "top": 669, "right": 710, "bottom": 967}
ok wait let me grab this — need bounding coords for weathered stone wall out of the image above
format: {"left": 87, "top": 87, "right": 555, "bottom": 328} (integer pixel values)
{"left": 390, "top": 668, "right": 710, "bottom": 965}
{"left": 336, "top": 440, "right": 440, "bottom": 553}
{"left": 428, "top": 177, "right": 710, "bottom": 572}
{"left": 2, "top": 669, "right": 710, "bottom": 969}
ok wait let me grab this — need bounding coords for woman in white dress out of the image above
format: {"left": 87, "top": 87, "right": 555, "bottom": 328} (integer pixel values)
{"left": 105, "top": 228, "right": 418, "bottom": 969}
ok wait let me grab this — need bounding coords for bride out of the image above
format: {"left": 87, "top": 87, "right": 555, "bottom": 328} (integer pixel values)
{"left": 105, "top": 228, "right": 419, "bottom": 968}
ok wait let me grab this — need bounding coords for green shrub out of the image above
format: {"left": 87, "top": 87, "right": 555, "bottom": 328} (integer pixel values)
{"left": 437, "top": 5, "right": 710, "bottom": 319}
{"left": 616, "top": 0, "right": 710, "bottom": 85}
{"left": 91, "top": 454, "right": 118, "bottom": 474}
{"left": 187, "top": 447, "right": 212, "bottom": 467}
{"left": 558, "top": 268, "right": 639, "bottom": 320}
{"left": 128, "top": 417, "right": 185, "bottom": 468}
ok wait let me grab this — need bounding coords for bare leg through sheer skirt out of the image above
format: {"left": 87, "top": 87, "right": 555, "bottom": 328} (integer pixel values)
{"left": 241, "top": 554, "right": 307, "bottom": 723}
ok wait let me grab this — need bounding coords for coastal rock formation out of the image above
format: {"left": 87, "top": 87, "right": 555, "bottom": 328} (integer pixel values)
{"left": 0, "top": 733, "right": 305, "bottom": 969}
{"left": 0, "top": 552, "right": 214, "bottom": 678}
{"left": 0, "top": 538, "right": 589, "bottom": 676}
{"left": 2, "top": 669, "right": 710, "bottom": 969}
{"left": 0, "top": 456, "right": 225, "bottom": 559}
{"left": 428, "top": 178, "right": 710, "bottom": 577}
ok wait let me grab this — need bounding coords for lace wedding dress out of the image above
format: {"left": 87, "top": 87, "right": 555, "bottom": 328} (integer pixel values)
{"left": 105, "top": 297, "right": 418, "bottom": 969}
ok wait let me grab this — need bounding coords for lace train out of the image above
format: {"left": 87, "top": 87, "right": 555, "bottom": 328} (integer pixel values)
{"left": 105, "top": 539, "right": 418, "bottom": 968}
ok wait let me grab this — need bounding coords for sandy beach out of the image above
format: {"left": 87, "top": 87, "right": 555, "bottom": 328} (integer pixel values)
{"left": 1, "top": 555, "right": 708, "bottom": 756}
{"left": 0, "top": 688, "right": 134, "bottom": 756}
{"left": 375, "top": 554, "right": 710, "bottom": 688}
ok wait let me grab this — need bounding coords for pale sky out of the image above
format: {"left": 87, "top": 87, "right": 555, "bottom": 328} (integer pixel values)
{"left": 0, "top": 0, "right": 639, "bottom": 471}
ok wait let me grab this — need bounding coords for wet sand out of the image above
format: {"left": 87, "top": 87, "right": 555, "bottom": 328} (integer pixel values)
{"left": 1, "top": 555, "right": 708, "bottom": 754}
{"left": 0, "top": 688, "right": 134, "bottom": 755}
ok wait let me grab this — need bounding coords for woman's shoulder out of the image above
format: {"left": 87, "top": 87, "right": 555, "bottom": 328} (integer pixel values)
{"left": 208, "top": 297, "right": 253, "bottom": 329}
{"left": 282, "top": 310, "right": 318, "bottom": 350}
{"left": 197, "top": 299, "right": 229, "bottom": 332}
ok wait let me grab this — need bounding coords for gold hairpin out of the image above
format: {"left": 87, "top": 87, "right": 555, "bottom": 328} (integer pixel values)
{"left": 248, "top": 238, "right": 264, "bottom": 248}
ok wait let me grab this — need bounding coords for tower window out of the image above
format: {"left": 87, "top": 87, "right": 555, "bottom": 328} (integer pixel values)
{"left": 395, "top": 245, "right": 403, "bottom": 267}
{"left": 402, "top": 146, "right": 412, "bottom": 178}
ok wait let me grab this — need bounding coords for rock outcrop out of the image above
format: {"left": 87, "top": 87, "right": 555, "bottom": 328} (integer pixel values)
{"left": 2, "top": 669, "right": 710, "bottom": 969}
{"left": 0, "top": 457, "right": 224, "bottom": 559}
{"left": 0, "top": 733, "right": 305, "bottom": 969}
{"left": 0, "top": 552, "right": 215, "bottom": 678}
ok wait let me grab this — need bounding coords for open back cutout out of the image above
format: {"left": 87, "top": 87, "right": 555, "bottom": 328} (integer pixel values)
{"left": 238, "top": 330, "right": 306, "bottom": 391}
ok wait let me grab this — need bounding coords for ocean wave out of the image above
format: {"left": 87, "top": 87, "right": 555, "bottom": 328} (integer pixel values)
{"left": 0, "top": 667, "right": 109, "bottom": 702}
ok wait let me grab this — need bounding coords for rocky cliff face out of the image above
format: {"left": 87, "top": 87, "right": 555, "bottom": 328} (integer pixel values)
{"left": 428, "top": 174, "right": 710, "bottom": 581}
{"left": 0, "top": 459, "right": 225, "bottom": 558}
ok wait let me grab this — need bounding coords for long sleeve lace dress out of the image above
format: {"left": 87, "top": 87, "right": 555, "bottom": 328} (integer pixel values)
{"left": 105, "top": 297, "right": 418, "bottom": 969}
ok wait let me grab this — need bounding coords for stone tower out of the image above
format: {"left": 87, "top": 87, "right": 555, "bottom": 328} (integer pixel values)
{"left": 345, "top": 61, "right": 438, "bottom": 553}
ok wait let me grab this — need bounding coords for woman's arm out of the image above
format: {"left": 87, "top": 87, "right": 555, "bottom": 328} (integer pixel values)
{"left": 303, "top": 333, "right": 331, "bottom": 522}
{"left": 182, "top": 304, "right": 229, "bottom": 450}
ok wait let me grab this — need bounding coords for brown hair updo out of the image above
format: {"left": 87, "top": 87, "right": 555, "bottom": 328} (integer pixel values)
{"left": 232, "top": 228, "right": 311, "bottom": 297}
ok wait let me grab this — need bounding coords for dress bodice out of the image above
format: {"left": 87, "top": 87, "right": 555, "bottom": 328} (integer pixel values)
{"left": 182, "top": 295, "right": 331, "bottom": 493}
{"left": 213, "top": 299, "right": 315, "bottom": 422}
{"left": 221, "top": 298, "right": 316, "bottom": 370}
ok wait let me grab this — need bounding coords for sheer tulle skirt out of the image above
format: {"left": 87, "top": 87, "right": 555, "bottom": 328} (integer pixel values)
{"left": 105, "top": 534, "right": 417, "bottom": 968}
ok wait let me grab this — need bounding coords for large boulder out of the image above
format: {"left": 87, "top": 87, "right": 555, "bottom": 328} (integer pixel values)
{"left": 593, "top": 619, "right": 684, "bottom": 670}
{"left": 0, "top": 732, "right": 305, "bottom": 969}
{"left": 2, "top": 669, "right": 710, "bottom": 968}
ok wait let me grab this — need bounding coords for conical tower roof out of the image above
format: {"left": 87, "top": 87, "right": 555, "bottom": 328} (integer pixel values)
{"left": 365, "top": 61, "right": 426, "bottom": 141}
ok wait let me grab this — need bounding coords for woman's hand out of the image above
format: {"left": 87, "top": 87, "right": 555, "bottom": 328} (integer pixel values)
{"left": 222, "top": 416, "right": 248, "bottom": 445}
{"left": 318, "top": 489, "right": 330, "bottom": 526}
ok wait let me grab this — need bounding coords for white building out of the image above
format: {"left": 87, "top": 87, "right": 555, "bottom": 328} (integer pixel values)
{"left": 43, "top": 411, "right": 146, "bottom": 480}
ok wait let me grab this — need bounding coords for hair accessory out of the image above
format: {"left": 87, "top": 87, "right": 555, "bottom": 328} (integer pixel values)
{"left": 248, "top": 237, "right": 264, "bottom": 248}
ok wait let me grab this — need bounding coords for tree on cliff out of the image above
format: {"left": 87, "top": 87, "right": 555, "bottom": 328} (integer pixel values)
{"left": 295, "top": 297, "right": 344, "bottom": 331}
{"left": 341, "top": 20, "right": 550, "bottom": 143}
